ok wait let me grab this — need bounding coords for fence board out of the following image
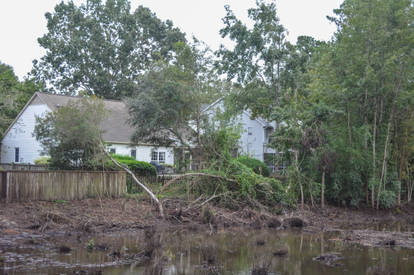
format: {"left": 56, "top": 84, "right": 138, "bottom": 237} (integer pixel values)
{"left": 0, "top": 170, "right": 126, "bottom": 202}
{"left": 0, "top": 163, "right": 48, "bottom": 171}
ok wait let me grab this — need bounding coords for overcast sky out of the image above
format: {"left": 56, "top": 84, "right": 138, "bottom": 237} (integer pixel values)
{"left": 0, "top": 0, "right": 342, "bottom": 80}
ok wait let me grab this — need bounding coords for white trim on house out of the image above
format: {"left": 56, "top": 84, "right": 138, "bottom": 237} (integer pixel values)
{"left": 1, "top": 92, "right": 48, "bottom": 140}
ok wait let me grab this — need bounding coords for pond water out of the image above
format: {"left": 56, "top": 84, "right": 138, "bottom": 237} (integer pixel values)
{"left": 1, "top": 228, "right": 414, "bottom": 274}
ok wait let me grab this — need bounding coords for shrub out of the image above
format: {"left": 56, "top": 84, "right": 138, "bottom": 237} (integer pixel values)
{"left": 34, "top": 156, "right": 50, "bottom": 165}
{"left": 237, "top": 156, "right": 270, "bottom": 177}
{"left": 111, "top": 154, "right": 156, "bottom": 177}
{"left": 379, "top": 190, "right": 397, "bottom": 209}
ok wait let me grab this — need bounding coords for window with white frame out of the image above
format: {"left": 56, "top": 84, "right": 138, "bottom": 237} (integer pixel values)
{"left": 109, "top": 148, "right": 116, "bottom": 154}
{"left": 151, "top": 151, "right": 158, "bottom": 162}
{"left": 158, "top": 152, "right": 165, "bottom": 163}
{"left": 151, "top": 151, "right": 166, "bottom": 163}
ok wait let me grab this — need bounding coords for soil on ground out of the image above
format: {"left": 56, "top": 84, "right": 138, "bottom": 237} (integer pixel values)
{"left": 1, "top": 198, "right": 414, "bottom": 249}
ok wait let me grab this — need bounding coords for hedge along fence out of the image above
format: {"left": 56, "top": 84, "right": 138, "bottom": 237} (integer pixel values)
{"left": 0, "top": 170, "right": 126, "bottom": 202}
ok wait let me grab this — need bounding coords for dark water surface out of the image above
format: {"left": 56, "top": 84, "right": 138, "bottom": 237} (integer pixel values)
{"left": 1, "top": 229, "right": 414, "bottom": 274}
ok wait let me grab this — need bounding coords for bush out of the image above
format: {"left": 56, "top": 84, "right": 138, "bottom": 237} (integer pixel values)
{"left": 111, "top": 154, "right": 156, "bottom": 177}
{"left": 34, "top": 156, "right": 50, "bottom": 165}
{"left": 379, "top": 190, "right": 397, "bottom": 209}
{"left": 237, "top": 156, "right": 270, "bottom": 177}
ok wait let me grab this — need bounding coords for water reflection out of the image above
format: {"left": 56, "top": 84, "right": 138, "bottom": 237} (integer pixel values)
{"left": 105, "top": 229, "right": 414, "bottom": 275}
{"left": 1, "top": 228, "right": 414, "bottom": 274}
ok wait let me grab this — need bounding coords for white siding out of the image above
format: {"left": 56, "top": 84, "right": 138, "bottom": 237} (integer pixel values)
{"left": 238, "top": 112, "right": 266, "bottom": 161}
{"left": 204, "top": 102, "right": 269, "bottom": 162}
{"left": 107, "top": 144, "right": 174, "bottom": 165}
{"left": 1, "top": 99, "right": 176, "bottom": 166}
{"left": 1, "top": 104, "right": 51, "bottom": 164}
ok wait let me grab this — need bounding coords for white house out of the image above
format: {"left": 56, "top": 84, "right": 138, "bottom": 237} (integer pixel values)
{"left": 202, "top": 99, "right": 277, "bottom": 170}
{"left": 0, "top": 92, "right": 174, "bottom": 165}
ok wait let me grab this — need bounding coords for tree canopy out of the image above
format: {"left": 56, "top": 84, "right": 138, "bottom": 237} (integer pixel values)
{"left": 0, "top": 61, "right": 39, "bottom": 136}
{"left": 216, "top": 0, "right": 290, "bottom": 119}
{"left": 216, "top": 0, "right": 414, "bottom": 209}
{"left": 34, "top": 96, "right": 108, "bottom": 169}
{"left": 31, "top": 0, "right": 186, "bottom": 99}
{"left": 126, "top": 41, "right": 222, "bottom": 148}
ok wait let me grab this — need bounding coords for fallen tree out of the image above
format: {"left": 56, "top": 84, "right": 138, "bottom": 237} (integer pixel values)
{"left": 101, "top": 142, "right": 164, "bottom": 218}
{"left": 159, "top": 172, "right": 239, "bottom": 193}
{"left": 159, "top": 158, "right": 294, "bottom": 210}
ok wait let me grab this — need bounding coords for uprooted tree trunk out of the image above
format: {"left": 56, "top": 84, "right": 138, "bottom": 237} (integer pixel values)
{"left": 100, "top": 142, "right": 164, "bottom": 218}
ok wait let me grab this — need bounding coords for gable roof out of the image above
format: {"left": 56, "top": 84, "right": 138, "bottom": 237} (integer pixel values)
{"left": 2, "top": 92, "right": 139, "bottom": 145}
{"left": 1, "top": 92, "right": 44, "bottom": 140}
{"left": 36, "top": 93, "right": 134, "bottom": 144}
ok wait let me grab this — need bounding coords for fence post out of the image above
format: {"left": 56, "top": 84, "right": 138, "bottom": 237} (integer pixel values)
{"left": 1, "top": 171, "right": 6, "bottom": 199}
{"left": 4, "top": 171, "right": 9, "bottom": 202}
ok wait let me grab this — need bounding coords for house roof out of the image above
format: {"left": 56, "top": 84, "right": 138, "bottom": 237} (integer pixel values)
{"left": 1, "top": 92, "right": 149, "bottom": 145}
{"left": 36, "top": 93, "right": 135, "bottom": 144}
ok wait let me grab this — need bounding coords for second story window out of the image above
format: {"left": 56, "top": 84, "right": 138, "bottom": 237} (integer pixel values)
{"left": 15, "top": 147, "right": 20, "bottom": 163}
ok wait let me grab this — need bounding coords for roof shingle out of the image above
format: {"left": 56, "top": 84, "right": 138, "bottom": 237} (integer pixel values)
{"left": 37, "top": 93, "right": 135, "bottom": 144}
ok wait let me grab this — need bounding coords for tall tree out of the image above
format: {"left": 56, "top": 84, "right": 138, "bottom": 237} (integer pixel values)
{"left": 310, "top": 0, "right": 414, "bottom": 208}
{"left": 216, "top": 0, "right": 289, "bottom": 119}
{"left": 127, "top": 41, "right": 221, "bottom": 148}
{"left": 31, "top": 0, "right": 186, "bottom": 99}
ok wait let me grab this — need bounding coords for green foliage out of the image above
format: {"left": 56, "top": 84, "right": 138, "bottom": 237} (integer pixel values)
{"left": 161, "top": 124, "right": 294, "bottom": 208}
{"left": 203, "top": 158, "right": 294, "bottom": 208}
{"left": 34, "top": 156, "right": 50, "bottom": 165}
{"left": 31, "top": 0, "right": 186, "bottom": 99}
{"left": 111, "top": 154, "right": 156, "bottom": 177}
{"left": 379, "top": 190, "right": 397, "bottom": 209}
{"left": 201, "top": 122, "right": 241, "bottom": 165}
{"left": 127, "top": 40, "right": 220, "bottom": 147}
{"left": 217, "top": 0, "right": 290, "bottom": 119}
{"left": 237, "top": 156, "right": 270, "bottom": 177}
{"left": 0, "top": 61, "right": 39, "bottom": 136}
{"left": 85, "top": 238, "right": 95, "bottom": 250}
{"left": 34, "top": 96, "right": 108, "bottom": 170}
{"left": 306, "top": 0, "right": 414, "bottom": 208}
{"left": 106, "top": 154, "right": 157, "bottom": 193}
{"left": 54, "top": 199, "right": 67, "bottom": 205}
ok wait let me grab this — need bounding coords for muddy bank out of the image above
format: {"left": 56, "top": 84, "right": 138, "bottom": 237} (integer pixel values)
{"left": 0, "top": 198, "right": 414, "bottom": 247}
{"left": 1, "top": 199, "right": 414, "bottom": 274}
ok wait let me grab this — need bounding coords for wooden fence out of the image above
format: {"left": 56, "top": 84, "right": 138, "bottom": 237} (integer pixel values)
{"left": 0, "top": 170, "right": 126, "bottom": 202}
{"left": 0, "top": 163, "right": 48, "bottom": 171}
